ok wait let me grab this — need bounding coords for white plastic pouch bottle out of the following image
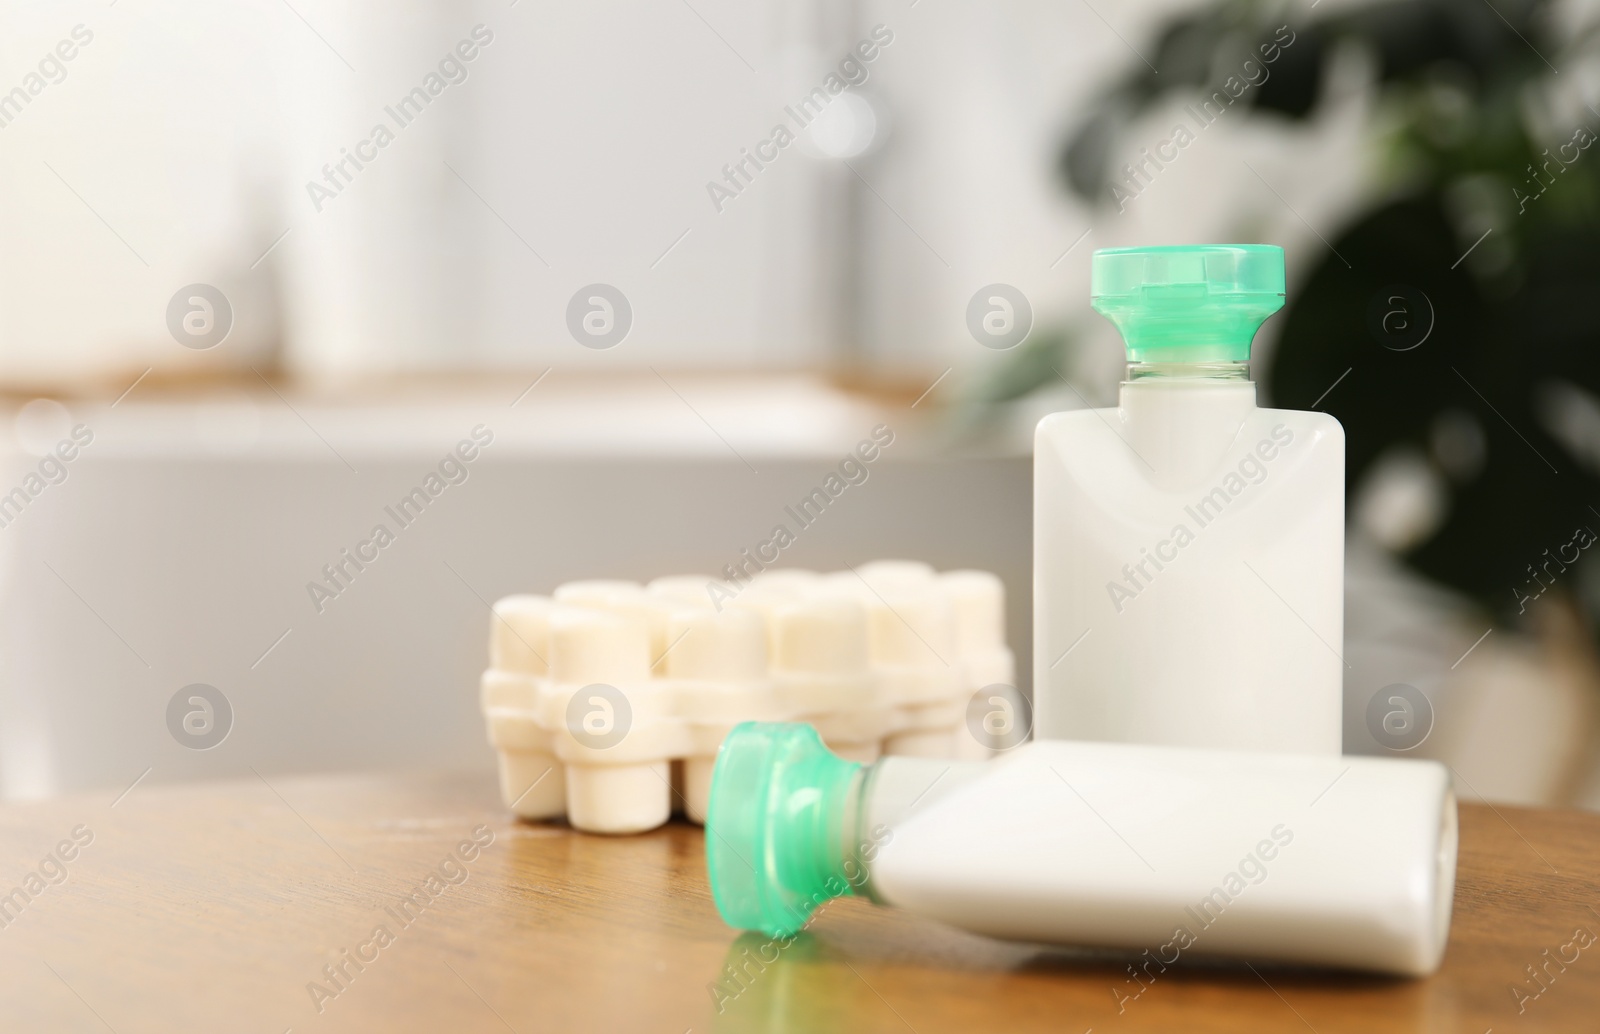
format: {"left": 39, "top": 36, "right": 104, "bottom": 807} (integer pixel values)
{"left": 1035, "top": 245, "right": 1344, "bottom": 753}
{"left": 707, "top": 723, "right": 1456, "bottom": 976}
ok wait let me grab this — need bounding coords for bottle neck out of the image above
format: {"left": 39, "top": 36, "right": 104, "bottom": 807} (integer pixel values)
{"left": 1125, "top": 360, "right": 1252, "bottom": 383}
{"left": 1118, "top": 361, "right": 1258, "bottom": 492}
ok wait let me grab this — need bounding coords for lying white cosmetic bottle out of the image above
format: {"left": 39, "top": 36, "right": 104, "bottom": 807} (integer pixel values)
{"left": 707, "top": 723, "right": 1456, "bottom": 976}
{"left": 1035, "top": 245, "right": 1344, "bottom": 753}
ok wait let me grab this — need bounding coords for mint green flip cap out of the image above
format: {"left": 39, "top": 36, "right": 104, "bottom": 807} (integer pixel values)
{"left": 1091, "top": 244, "right": 1285, "bottom": 363}
{"left": 705, "top": 722, "right": 862, "bottom": 938}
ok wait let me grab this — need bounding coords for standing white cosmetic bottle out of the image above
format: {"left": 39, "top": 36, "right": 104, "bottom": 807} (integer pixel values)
{"left": 1034, "top": 245, "right": 1344, "bottom": 753}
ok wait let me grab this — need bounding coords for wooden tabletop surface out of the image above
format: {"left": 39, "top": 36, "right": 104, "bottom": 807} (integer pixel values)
{"left": 0, "top": 769, "right": 1596, "bottom": 1033}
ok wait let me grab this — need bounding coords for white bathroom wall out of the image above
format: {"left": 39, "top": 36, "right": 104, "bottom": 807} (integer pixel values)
{"left": 0, "top": 384, "right": 1031, "bottom": 798}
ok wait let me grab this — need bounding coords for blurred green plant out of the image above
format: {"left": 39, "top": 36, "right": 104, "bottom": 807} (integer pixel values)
{"left": 977, "top": 0, "right": 1600, "bottom": 626}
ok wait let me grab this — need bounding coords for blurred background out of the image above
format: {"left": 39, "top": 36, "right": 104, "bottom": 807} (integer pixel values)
{"left": 2, "top": 0, "right": 1598, "bottom": 809}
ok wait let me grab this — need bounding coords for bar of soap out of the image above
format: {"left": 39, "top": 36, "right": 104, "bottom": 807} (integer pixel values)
{"left": 477, "top": 562, "right": 1015, "bottom": 834}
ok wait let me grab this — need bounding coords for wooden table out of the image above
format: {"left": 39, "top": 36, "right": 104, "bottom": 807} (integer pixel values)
{"left": 0, "top": 770, "right": 1596, "bottom": 1033}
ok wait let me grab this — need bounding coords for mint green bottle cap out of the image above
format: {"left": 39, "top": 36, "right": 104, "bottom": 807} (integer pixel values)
{"left": 705, "top": 722, "right": 862, "bottom": 938}
{"left": 1091, "top": 244, "right": 1285, "bottom": 363}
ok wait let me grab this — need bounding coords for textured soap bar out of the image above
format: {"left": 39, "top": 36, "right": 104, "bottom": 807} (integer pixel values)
{"left": 478, "top": 562, "right": 1015, "bottom": 834}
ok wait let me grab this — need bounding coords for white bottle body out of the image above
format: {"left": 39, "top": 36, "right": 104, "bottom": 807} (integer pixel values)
{"left": 1033, "top": 379, "right": 1344, "bottom": 753}
{"left": 864, "top": 742, "right": 1456, "bottom": 975}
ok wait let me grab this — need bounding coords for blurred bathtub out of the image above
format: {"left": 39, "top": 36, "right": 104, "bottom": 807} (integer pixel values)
{"left": 0, "top": 376, "right": 1030, "bottom": 799}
